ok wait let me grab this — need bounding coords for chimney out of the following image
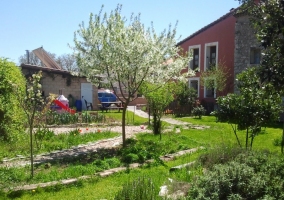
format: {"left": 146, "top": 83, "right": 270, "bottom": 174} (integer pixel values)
{"left": 26, "top": 50, "right": 30, "bottom": 64}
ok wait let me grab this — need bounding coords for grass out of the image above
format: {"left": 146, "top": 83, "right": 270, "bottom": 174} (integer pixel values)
{"left": 0, "top": 130, "right": 119, "bottom": 160}
{"left": 177, "top": 116, "right": 282, "bottom": 152}
{"left": 100, "top": 110, "right": 149, "bottom": 125}
{"left": 6, "top": 152, "right": 200, "bottom": 200}
{"left": 1, "top": 115, "right": 284, "bottom": 199}
{"left": 0, "top": 110, "right": 146, "bottom": 160}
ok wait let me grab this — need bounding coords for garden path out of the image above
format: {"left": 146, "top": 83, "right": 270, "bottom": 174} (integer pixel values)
{"left": 127, "top": 106, "right": 191, "bottom": 125}
{"left": 1, "top": 107, "right": 206, "bottom": 168}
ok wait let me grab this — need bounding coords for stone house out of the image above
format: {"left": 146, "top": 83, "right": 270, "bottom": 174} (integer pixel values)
{"left": 234, "top": 11, "right": 261, "bottom": 93}
{"left": 20, "top": 63, "right": 99, "bottom": 111}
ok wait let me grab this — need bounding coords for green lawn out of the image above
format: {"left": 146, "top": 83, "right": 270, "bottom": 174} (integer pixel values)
{"left": 177, "top": 116, "right": 282, "bottom": 152}
{"left": 2, "top": 116, "right": 284, "bottom": 199}
{"left": 100, "top": 110, "right": 149, "bottom": 125}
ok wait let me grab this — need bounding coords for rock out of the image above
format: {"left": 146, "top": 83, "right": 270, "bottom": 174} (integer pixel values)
{"left": 159, "top": 185, "right": 168, "bottom": 196}
{"left": 170, "top": 161, "right": 195, "bottom": 172}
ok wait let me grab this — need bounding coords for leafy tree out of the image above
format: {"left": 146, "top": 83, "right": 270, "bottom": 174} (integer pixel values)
{"left": 175, "top": 82, "right": 197, "bottom": 116}
{"left": 237, "top": 0, "right": 284, "bottom": 89}
{"left": 13, "top": 71, "right": 55, "bottom": 177}
{"left": 0, "top": 58, "right": 26, "bottom": 141}
{"left": 72, "top": 5, "right": 194, "bottom": 147}
{"left": 238, "top": 0, "right": 284, "bottom": 152}
{"left": 140, "top": 82, "right": 176, "bottom": 138}
{"left": 200, "top": 62, "right": 229, "bottom": 93}
{"left": 214, "top": 67, "right": 282, "bottom": 149}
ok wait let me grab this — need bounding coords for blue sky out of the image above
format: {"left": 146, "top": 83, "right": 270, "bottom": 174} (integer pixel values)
{"left": 0, "top": 0, "right": 240, "bottom": 65}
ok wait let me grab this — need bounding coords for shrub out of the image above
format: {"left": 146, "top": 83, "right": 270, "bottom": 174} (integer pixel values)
{"left": 197, "top": 145, "right": 245, "bottom": 170}
{"left": 192, "top": 106, "right": 206, "bottom": 119}
{"left": 114, "top": 176, "right": 158, "bottom": 200}
{"left": 189, "top": 161, "right": 266, "bottom": 199}
{"left": 189, "top": 151, "right": 284, "bottom": 199}
{"left": 0, "top": 58, "right": 26, "bottom": 141}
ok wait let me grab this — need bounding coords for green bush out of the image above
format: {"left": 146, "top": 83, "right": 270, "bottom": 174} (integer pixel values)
{"left": 192, "top": 106, "right": 206, "bottom": 119}
{"left": 0, "top": 58, "right": 26, "bottom": 141}
{"left": 197, "top": 145, "right": 245, "bottom": 170}
{"left": 189, "top": 151, "right": 284, "bottom": 199}
{"left": 114, "top": 176, "right": 158, "bottom": 200}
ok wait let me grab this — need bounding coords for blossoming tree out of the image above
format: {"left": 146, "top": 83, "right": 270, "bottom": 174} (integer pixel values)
{"left": 72, "top": 5, "right": 194, "bottom": 147}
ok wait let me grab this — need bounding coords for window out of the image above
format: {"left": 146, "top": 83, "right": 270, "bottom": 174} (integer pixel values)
{"left": 105, "top": 93, "right": 112, "bottom": 98}
{"left": 205, "top": 42, "right": 218, "bottom": 71}
{"left": 189, "top": 77, "right": 200, "bottom": 97}
{"left": 188, "top": 45, "right": 201, "bottom": 71}
{"left": 204, "top": 79, "right": 216, "bottom": 98}
{"left": 250, "top": 47, "right": 261, "bottom": 64}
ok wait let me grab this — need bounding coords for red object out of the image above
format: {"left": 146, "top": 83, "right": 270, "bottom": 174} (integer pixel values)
{"left": 53, "top": 100, "right": 76, "bottom": 114}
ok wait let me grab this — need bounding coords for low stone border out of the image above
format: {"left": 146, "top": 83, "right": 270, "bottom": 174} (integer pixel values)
{"left": 6, "top": 147, "right": 204, "bottom": 193}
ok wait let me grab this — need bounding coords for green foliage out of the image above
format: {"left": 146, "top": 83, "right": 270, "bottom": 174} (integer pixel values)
{"left": 189, "top": 151, "right": 284, "bottom": 199}
{"left": 200, "top": 62, "right": 229, "bottom": 92}
{"left": 0, "top": 58, "right": 26, "bottom": 141}
{"left": 192, "top": 106, "right": 206, "bottom": 119}
{"left": 46, "top": 111, "right": 105, "bottom": 125}
{"left": 114, "top": 176, "right": 158, "bottom": 200}
{"left": 81, "top": 111, "right": 101, "bottom": 123}
{"left": 197, "top": 145, "right": 245, "bottom": 170}
{"left": 213, "top": 67, "right": 282, "bottom": 149}
{"left": 73, "top": 4, "right": 194, "bottom": 147}
{"left": 34, "top": 126, "right": 55, "bottom": 150}
{"left": 140, "top": 82, "right": 176, "bottom": 136}
{"left": 46, "top": 111, "right": 79, "bottom": 125}
{"left": 238, "top": 0, "right": 284, "bottom": 90}
{"left": 176, "top": 82, "right": 197, "bottom": 107}
{"left": 92, "top": 157, "right": 121, "bottom": 171}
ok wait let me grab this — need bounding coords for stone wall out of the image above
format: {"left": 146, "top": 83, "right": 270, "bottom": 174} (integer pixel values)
{"left": 21, "top": 69, "right": 99, "bottom": 110}
{"left": 234, "top": 14, "right": 260, "bottom": 92}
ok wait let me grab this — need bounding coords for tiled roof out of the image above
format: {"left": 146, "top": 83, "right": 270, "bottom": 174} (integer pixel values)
{"left": 177, "top": 8, "right": 237, "bottom": 46}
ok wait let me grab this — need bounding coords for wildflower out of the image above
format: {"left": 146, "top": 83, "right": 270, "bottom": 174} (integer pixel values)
{"left": 32, "top": 189, "right": 35, "bottom": 193}
{"left": 140, "top": 125, "right": 144, "bottom": 129}
{"left": 97, "top": 129, "right": 101, "bottom": 133}
{"left": 79, "top": 129, "right": 82, "bottom": 133}
{"left": 86, "top": 128, "right": 89, "bottom": 131}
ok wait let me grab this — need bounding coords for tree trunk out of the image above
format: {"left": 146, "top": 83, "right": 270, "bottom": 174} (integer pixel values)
{"left": 122, "top": 106, "right": 127, "bottom": 148}
{"left": 121, "top": 99, "right": 130, "bottom": 148}
{"left": 30, "top": 125, "right": 34, "bottom": 178}
{"left": 246, "top": 128, "right": 249, "bottom": 150}
{"left": 230, "top": 124, "right": 242, "bottom": 148}
{"left": 250, "top": 135, "right": 254, "bottom": 149}
{"left": 281, "top": 121, "right": 284, "bottom": 154}
{"left": 148, "top": 107, "right": 151, "bottom": 126}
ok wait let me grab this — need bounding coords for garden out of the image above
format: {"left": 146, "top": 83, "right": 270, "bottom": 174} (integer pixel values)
{"left": 1, "top": 114, "right": 284, "bottom": 199}
{"left": 2, "top": 1, "right": 284, "bottom": 198}
{"left": 1, "top": 49, "right": 284, "bottom": 199}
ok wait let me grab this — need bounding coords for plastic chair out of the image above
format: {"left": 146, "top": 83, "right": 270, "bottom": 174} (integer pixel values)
{"left": 84, "top": 99, "right": 93, "bottom": 111}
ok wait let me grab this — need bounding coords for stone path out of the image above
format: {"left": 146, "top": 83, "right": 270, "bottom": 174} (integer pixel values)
{"left": 1, "top": 107, "right": 209, "bottom": 193}
{"left": 1, "top": 107, "right": 208, "bottom": 168}
{"left": 1, "top": 126, "right": 151, "bottom": 168}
